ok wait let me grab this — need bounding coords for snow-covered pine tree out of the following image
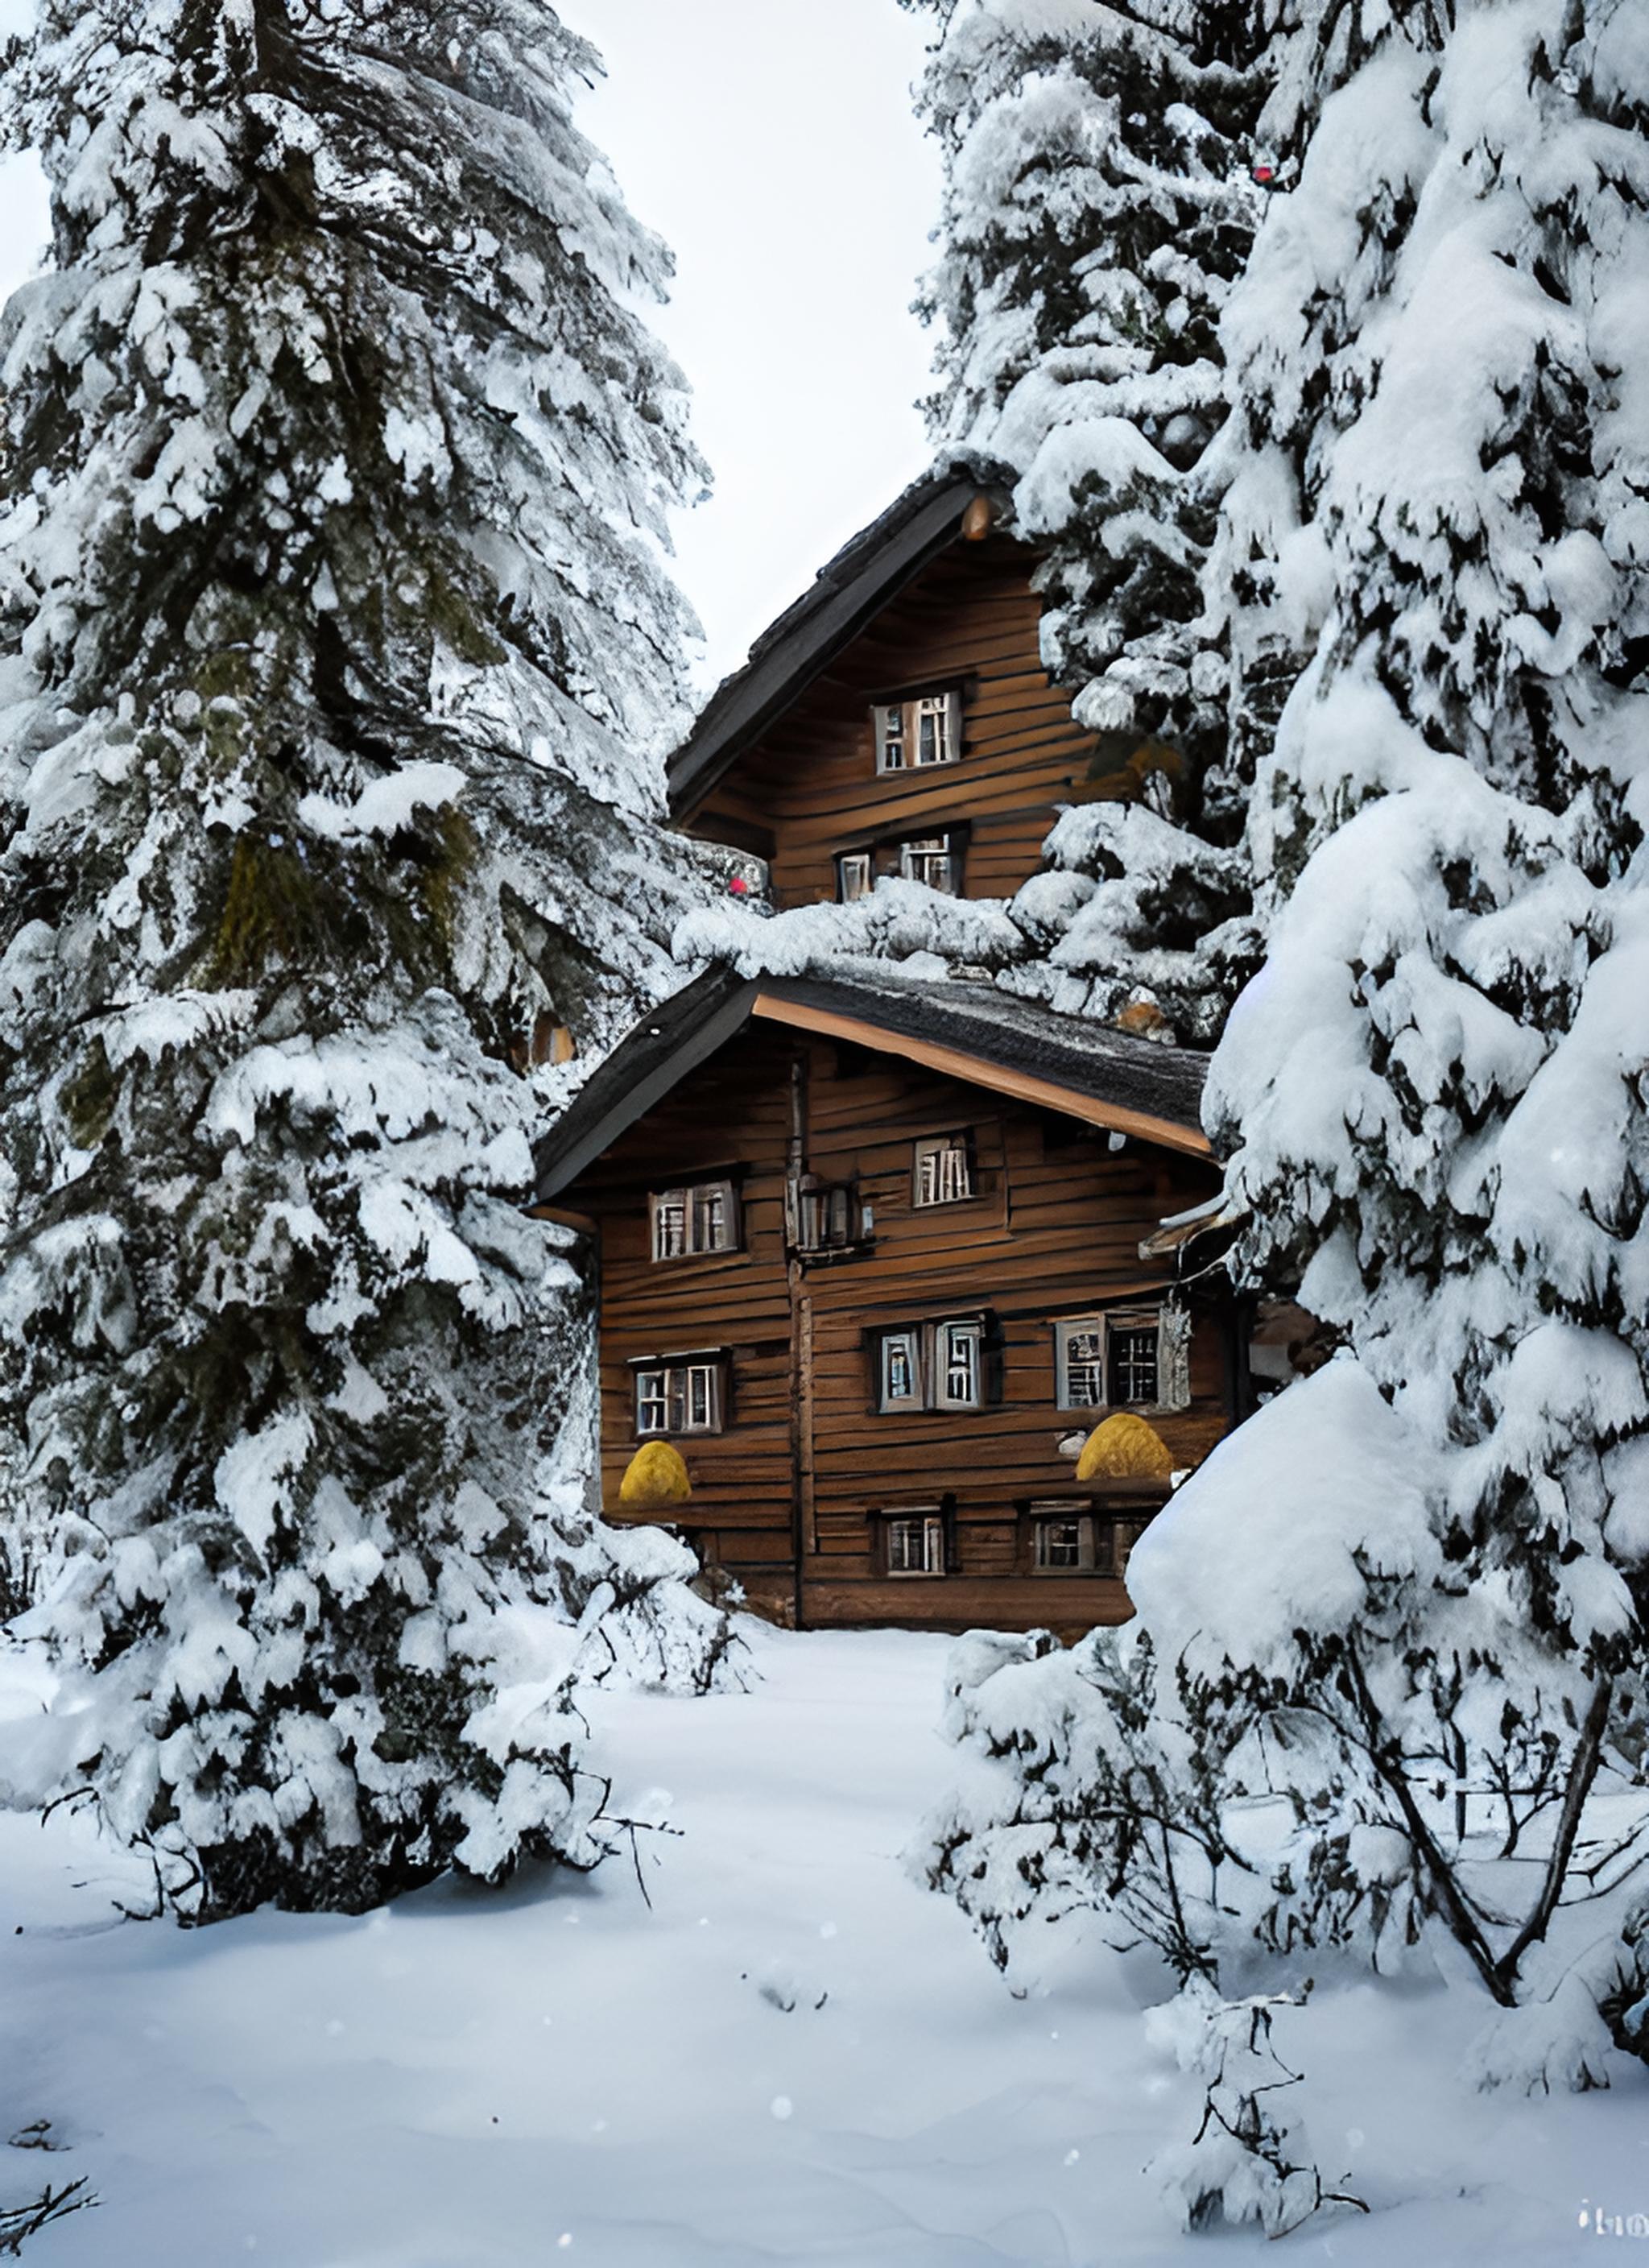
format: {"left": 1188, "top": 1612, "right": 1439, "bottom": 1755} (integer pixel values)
{"left": 929, "top": 0, "right": 1649, "bottom": 2088}
{"left": 898, "top": 0, "right": 1278, "bottom": 1041}
{"left": 0, "top": 0, "right": 731, "bottom": 1919}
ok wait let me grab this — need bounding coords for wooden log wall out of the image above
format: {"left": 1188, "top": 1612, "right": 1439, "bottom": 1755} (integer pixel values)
{"left": 680, "top": 533, "right": 1096, "bottom": 908}
{"left": 569, "top": 1024, "right": 1228, "bottom": 1635}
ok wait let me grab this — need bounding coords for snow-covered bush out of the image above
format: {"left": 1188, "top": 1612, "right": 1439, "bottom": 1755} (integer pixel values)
{"left": 1146, "top": 1980, "right": 1364, "bottom": 2238}
{"left": 0, "top": 0, "right": 732, "bottom": 1918}
{"left": 928, "top": 0, "right": 1649, "bottom": 2081}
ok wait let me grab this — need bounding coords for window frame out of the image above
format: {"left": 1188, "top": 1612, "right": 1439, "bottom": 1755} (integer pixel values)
{"left": 873, "top": 1314, "right": 991, "bottom": 1414}
{"left": 934, "top": 1319, "right": 984, "bottom": 1413}
{"left": 648, "top": 1177, "right": 741, "bottom": 1262}
{"left": 884, "top": 1508, "right": 947, "bottom": 1578}
{"left": 1032, "top": 1511, "right": 1097, "bottom": 1574}
{"left": 836, "top": 849, "right": 874, "bottom": 904}
{"left": 872, "top": 688, "right": 962, "bottom": 776}
{"left": 896, "top": 830, "right": 959, "bottom": 893}
{"left": 912, "top": 1130, "right": 975, "bottom": 1209}
{"left": 632, "top": 1352, "right": 726, "bottom": 1438}
{"left": 1053, "top": 1304, "right": 1189, "bottom": 1412}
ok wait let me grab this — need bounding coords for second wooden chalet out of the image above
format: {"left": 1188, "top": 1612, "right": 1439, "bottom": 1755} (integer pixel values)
{"left": 534, "top": 967, "right": 1249, "bottom": 1635}
{"left": 667, "top": 460, "right": 1126, "bottom": 911}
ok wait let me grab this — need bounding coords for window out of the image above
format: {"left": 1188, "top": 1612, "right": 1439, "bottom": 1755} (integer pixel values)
{"left": 650, "top": 1179, "right": 738, "bottom": 1260}
{"left": 886, "top": 1510, "right": 946, "bottom": 1576}
{"left": 873, "top": 689, "right": 961, "bottom": 775}
{"left": 874, "top": 1316, "right": 991, "bottom": 1412}
{"left": 898, "top": 832, "right": 958, "bottom": 893}
{"left": 879, "top": 1328, "right": 922, "bottom": 1409}
{"left": 1053, "top": 1305, "right": 1192, "bottom": 1412}
{"left": 793, "top": 1179, "right": 862, "bottom": 1253}
{"left": 936, "top": 1320, "right": 982, "bottom": 1411}
{"left": 634, "top": 1356, "right": 725, "bottom": 1436}
{"left": 1058, "top": 1321, "right": 1106, "bottom": 1410}
{"left": 837, "top": 850, "right": 874, "bottom": 904}
{"left": 1033, "top": 1512, "right": 1097, "bottom": 1573}
{"left": 913, "top": 1132, "right": 973, "bottom": 1207}
{"left": 1109, "top": 1323, "right": 1159, "bottom": 1407}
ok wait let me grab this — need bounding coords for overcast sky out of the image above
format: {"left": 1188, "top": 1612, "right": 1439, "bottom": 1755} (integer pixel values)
{"left": 0, "top": 3, "right": 944, "bottom": 691}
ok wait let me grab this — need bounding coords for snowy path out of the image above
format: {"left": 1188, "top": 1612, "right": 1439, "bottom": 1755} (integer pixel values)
{"left": 0, "top": 1622, "right": 1643, "bottom": 2265}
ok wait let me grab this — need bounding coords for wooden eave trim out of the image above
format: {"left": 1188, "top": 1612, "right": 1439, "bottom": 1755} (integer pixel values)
{"left": 532, "top": 976, "right": 758, "bottom": 1201}
{"left": 750, "top": 991, "right": 1212, "bottom": 1160}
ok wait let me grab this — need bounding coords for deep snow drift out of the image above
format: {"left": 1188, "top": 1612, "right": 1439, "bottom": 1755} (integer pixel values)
{"left": 0, "top": 1620, "right": 1643, "bottom": 2266}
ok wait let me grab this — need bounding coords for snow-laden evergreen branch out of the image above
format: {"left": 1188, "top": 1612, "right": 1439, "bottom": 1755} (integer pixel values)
{"left": 0, "top": 0, "right": 734, "bottom": 1919}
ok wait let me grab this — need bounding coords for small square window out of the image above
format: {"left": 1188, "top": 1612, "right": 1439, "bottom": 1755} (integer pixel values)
{"left": 634, "top": 1358, "right": 724, "bottom": 1437}
{"left": 650, "top": 1180, "right": 738, "bottom": 1260}
{"left": 874, "top": 692, "right": 961, "bottom": 776}
{"left": 898, "top": 833, "right": 957, "bottom": 893}
{"left": 1034, "top": 1513, "right": 1096, "bottom": 1573}
{"left": 914, "top": 1132, "right": 973, "bottom": 1207}
{"left": 837, "top": 850, "right": 874, "bottom": 904}
{"left": 886, "top": 1511, "right": 945, "bottom": 1575}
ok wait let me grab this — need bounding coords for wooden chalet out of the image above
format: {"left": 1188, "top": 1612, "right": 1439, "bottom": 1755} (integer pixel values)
{"left": 668, "top": 462, "right": 1104, "bottom": 910}
{"left": 534, "top": 967, "right": 1246, "bottom": 1635}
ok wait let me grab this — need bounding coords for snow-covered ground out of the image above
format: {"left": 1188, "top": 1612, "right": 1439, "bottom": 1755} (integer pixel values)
{"left": 0, "top": 1620, "right": 1643, "bottom": 2266}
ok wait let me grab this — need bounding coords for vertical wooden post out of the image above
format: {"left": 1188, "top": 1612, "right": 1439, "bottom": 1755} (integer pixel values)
{"left": 787, "top": 1045, "right": 811, "bottom": 1629}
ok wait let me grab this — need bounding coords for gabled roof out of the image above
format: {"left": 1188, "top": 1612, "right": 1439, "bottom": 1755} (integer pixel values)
{"left": 532, "top": 965, "right": 1212, "bottom": 1201}
{"left": 667, "top": 458, "right": 1019, "bottom": 818}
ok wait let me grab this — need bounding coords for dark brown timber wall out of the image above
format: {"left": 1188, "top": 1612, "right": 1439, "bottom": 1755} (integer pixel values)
{"left": 568, "top": 1024, "right": 1225, "bottom": 1634}
{"left": 679, "top": 532, "right": 1096, "bottom": 907}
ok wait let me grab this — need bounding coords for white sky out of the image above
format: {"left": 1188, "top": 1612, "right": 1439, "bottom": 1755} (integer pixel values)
{"left": 0, "top": 3, "right": 944, "bottom": 691}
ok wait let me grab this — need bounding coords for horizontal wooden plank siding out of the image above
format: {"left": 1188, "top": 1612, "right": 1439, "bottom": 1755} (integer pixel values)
{"left": 569, "top": 1023, "right": 1230, "bottom": 1636}
{"left": 681, "top": 534, "right": 1092, "bottom": 911}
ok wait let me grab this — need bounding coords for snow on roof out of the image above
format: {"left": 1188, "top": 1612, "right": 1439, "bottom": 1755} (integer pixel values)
{"left": 532, "top": 963, "right": 1211, "bottom": 1200}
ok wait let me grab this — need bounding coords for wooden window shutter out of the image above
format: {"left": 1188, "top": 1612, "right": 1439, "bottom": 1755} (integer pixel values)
{"left": 1157, "top": 1300, "right": 1192, "bottom": 1411}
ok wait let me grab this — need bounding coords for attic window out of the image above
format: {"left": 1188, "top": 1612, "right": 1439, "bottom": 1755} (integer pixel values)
{"left": 873, "top": 689, "right": 962, "bottom": 774}
{"left": 914, "top": 1132, "right": 973, "bottom": 1207}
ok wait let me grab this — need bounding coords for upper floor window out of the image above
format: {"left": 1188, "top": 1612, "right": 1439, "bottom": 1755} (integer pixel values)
{"left": 873, "top": 689, "right": 962, "bottom": 775}
{"left": 791, "top": 1177, "right": 866, "bottom": 1254}
{"left": 875, "top": 1316, "right": 990, "bottom": 1413}
{"left": 914, "top": 1131, "right": 973, "bottom": 1207}
{"left": 650, "top": 1178, "right": 739, "bottom": 1261}
{"left": 1054, "top": 1304, "right": 1192, "bottom": 1411}
{"left": 634, "top": 1354, "right": 725, "bottom": 1436}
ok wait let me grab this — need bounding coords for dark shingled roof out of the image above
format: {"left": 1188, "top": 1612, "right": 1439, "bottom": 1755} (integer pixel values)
{"left": 533, "top": 965, "right": 1210, "bottom": 1201}
{"left": 666, "top": 457, "right": 1019, "bottom": 818}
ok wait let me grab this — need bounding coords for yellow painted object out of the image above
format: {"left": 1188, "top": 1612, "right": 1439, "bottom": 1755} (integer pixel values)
{"left": 619, "top": 1441, "right": 692, "bottom": 1507}
{"left": 1075, "top": 1412, "right": 1174, "bottom": 1482}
